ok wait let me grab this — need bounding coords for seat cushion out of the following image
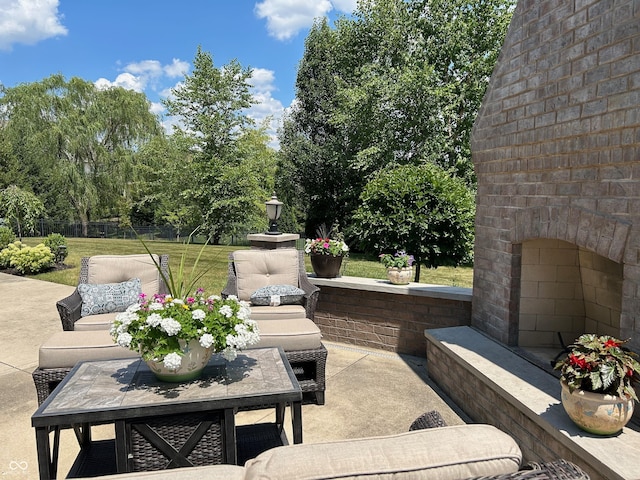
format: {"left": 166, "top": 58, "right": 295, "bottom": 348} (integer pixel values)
{"left": 78, "top": 278, "right": 141, "bottom": 317}
{"left": 87, "top": 254, "right": 162, "bottom": 295}
{"left": 233, "top": 249, "right": 299, "bottom": 302}
{"left": 74, "top": 312, "right": 117, "bottom": 331}
{"left": 250, "top": 304, "right": 307, "bottom": 321}
{"left": 244, "top": 424, "right": 522, "bottom": 480}
{"left": 252, "top": 318, "right": 322, "bottom": 351}
{"left": 39, "top": 330, "right": 139, "bottom": 369}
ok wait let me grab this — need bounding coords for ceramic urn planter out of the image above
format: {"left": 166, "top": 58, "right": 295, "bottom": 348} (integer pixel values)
{"left": 386, "top": 266, "right": 412, "bottom": 285}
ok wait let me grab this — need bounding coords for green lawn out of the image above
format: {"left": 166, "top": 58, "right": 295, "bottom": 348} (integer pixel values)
{"left": 22, "top": 237, "right": 473, "bottom": 293}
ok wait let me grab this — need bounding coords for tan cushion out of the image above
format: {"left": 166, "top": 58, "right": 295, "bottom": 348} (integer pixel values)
{"left": 251, "top": 318, "right": 322, "bottom": 351}
{"left": 87, "top": 465, "right": 245, "bottom": 480}
{"left": 74, "top": 312, "right": 116, "bottom": 331}
{"left": 245, "top": 424, "right": 522, "bottom": 480}
{"left": 233, "top": 249, "right": 299, "bottom": 302}
{"left": 39, "top": 330, "right": 138, "bottom": 369}
{"left": 250, "top": 304, "right": 307, "bottom": 321}
{"left": 87, "top": 254, "right": 162, "bottom": 296}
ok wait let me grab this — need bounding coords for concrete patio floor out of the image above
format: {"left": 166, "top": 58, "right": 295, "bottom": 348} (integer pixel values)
{"left": 0, "top": 272, "right": 467, "bottom": 479}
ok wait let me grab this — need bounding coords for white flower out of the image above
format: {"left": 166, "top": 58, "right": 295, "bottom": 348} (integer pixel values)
{"left": 208, "top": 295, "right": 222, "bottom": 301}
{"left": 237, "top": 302, "right": 251, "bottom": 320}
{"left": 227, "top": 295, "right": 239, "bottom": 301}
{"left": 192, "top": 309, "right": 206, "bottom": 321}
{"left": 171, "top": 298, "right": 184, "bottom": 306}
{"left": 163, "top": 352, "right": 182, "bottom": 370}
{"left": 342, "top": 243, "right": 349, "bottom": 252}
{"left": 146, "top": 313, "right": 163, "bottom": 327}
{"left": 199, "top": 333, "right": 214, "bottom": 348}
{"left": 160, "top": 317, "right": 181, "bottom": 336}
{"left": 222, "top": 347, "right": 238, "bottom": 362}
{"left": 116, "top": 332, "right": 132, "bottom": 348}
{"left": 126, "top": 303, "right": 141, "bottom": 313}
{"left": 148, "top": 302, "right": 165, "bottom": 311}
{"left": 304, "top": 243, "right": 312, "bottom": 253}
{"left": 219, "top": 305, "right": 233, "bottom": 318}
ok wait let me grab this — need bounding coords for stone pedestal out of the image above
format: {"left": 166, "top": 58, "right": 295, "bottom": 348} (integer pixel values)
{"left": 247, "top": 233, "right": 300, "bottom": 250}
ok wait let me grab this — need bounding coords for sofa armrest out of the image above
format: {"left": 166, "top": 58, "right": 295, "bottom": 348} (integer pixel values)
{"left": 57, "top": 290, "right": 82, "bottom": 331}
{"left": 465, "top": 459, "right": 590, "bottom": 479}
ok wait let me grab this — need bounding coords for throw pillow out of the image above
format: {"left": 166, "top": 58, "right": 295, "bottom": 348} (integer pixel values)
{"left": 250, "top": 284, "right": 305, "bottom": 307}
{"left": 78, "top": 278, "right": 142, "bottom": 317}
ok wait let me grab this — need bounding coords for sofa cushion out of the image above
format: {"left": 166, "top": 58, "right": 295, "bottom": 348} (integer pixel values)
{"left": 233, "top": 249, "right": 299, "bottom": 302}
{"left": 74, "top": 312, "right": 117, "bottom": 331}
{"left": 250, "top": 284, "right": 305, "bottom": 306}
{"left": 87, "top": 254, "right": 162, "bottom": 295}
{"left": 249, "top": 304, "right": 307, "bottom": 321}
{"left": 244, "top": 424, "right": 522, "bottom": 480}
{"left": 86, "top": 465, "right": 245, "bottom": 480}
{"left": 78, "top": 278, "right": 141, "bottom": 317}
{"left": 39, "top": 330, "right": 139, "bottom": 369}
{"left": 251, "top": 318, "right": 322, "bottom": 351}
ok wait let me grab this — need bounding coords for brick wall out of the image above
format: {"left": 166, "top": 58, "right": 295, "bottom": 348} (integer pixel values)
{"left": 313, "top": 285, "right": 472, "bottom": 356}
{"left": 470, "top": 0, "right": 640, "bottom": 350}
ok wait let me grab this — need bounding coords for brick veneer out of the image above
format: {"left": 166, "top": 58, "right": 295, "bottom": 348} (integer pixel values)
{"left": 311, "top": 282, "right": 472, "bottom": 356}
{"left": 470, "top": 0, "right": 640, "bottom": 350}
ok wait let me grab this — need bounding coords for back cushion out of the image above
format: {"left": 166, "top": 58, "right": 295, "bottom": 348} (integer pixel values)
{"left": 233, "top": 249, "right": 299, "bottom": 302}
{"left": 87, "top": 254, "right": 161, "bottom": 295}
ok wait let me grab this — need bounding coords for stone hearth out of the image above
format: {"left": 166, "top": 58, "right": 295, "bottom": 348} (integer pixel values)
{"left": 470, "top": 0, "right": 640, "bottom": 353}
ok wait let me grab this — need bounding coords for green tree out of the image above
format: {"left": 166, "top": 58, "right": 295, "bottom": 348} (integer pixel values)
{"left": 163, "top": 47, "right": 275, "bottom": 243}
{"left": 0, "top": 185, "right": 45, "bottom": 240}
{"left": 0, "top": 75, "right": 162, "bottom": 235}
{"left": 349, "top": 164, "right": 475, "bottom": 281}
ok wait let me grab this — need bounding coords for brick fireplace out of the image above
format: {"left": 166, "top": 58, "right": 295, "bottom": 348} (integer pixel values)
{"left": 470, "top": 0, "right": 640, "bottom": 353}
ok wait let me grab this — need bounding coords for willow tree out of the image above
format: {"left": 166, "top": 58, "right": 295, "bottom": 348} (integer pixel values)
{"left": 0, "top": 75, "right": 161, "bottom": 235}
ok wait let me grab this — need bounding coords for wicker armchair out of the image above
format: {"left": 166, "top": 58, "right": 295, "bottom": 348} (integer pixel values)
{"left": 222, "top": 249, "right": 326, "bottom": 404}
{"left": 57, "top": 254, "right": 169, "bottom": 331}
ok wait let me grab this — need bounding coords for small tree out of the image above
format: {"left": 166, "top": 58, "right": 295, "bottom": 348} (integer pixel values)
{"left": 0, "top": 185, "right": 45, "bottom": 240}
{"left": 349, "top": 164, "right": 475, "bottom": 281}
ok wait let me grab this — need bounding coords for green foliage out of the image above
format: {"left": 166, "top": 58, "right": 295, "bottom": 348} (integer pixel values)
{"left": 379, "top": 251, "right": 415, "bottom": 268}
{"left": 0, "top": 226, "right": 16, "bottom": 249}
{"left": 0, "top": 241, "right": 54, "bottom": 274}
{"left": 555, "top": 334, "right": 640, "bottom": 400}
{"left": 43, "top": 233, "right": 68, "bottom": 262}
{"left": 350, "top": 163, "right": 475, "bottom": 281}
{"left": 0, "top": 185, "right": 45, "bottom": 239}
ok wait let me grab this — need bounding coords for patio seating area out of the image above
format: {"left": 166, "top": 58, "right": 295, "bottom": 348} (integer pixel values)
{"left": 0, "top": 272, "right": 468, "bottom": 479}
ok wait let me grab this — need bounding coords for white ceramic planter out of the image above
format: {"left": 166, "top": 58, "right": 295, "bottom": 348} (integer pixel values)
{"left": 146, "top": 340, "right": 213, "bottom": 382}
{"left": 386, "top": 267, "right": 412, "bottom": 285}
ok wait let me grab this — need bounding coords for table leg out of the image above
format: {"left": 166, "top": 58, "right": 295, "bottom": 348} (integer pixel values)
{"left": 35, "top": 426, "right": 59, "bottom": 480}
{"left": 224, "top": 408, "right": 237, "bottom": 465}
{"left": 291, "top": 401, "right": 303, "bottom": 444}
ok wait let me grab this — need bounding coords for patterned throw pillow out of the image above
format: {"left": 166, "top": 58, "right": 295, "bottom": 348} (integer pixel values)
{"left": 250, "top": 284, "right": 305, "bottom": 306}
{"left": 78, "top": 278, "right": 142, "bottom": 317}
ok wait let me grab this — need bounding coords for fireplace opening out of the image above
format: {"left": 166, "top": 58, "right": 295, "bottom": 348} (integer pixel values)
{"left": 518, "top": 239, "right": 623, "bottom": 365}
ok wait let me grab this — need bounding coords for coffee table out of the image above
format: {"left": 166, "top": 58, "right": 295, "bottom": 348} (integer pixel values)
{"left": 31, "top": 347, "right": 303, "bottom": 479}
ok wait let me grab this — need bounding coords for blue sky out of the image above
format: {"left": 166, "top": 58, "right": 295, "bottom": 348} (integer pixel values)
{"left": 0, "top": 0, "right": 357, "bottom": 145}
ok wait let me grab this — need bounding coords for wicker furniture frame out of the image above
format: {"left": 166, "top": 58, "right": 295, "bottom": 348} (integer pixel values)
{"left": 56, "top": 254, "right": 169, "bottom": 331}
{"left": 222, "top": 250, "right": 326, "bottom": 405}
{"left": 32, "top": 348, "right": 302, "bottom": 479}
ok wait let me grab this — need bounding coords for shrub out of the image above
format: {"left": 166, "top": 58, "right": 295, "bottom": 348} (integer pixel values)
{"left": 0, "top": 226, "right": 16, "bottom": 250}
{"left": 0, "top": 241, "right": 54, "bottom": 274}
{"left": 44, "top": 233, "right": 68, "bottom": 262}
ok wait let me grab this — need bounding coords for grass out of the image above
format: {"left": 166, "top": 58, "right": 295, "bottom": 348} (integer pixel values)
{"left": 21, "top": 237, "right": 473, "bottom": 293}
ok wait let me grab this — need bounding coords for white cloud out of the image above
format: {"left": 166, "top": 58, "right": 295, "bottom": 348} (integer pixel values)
{"left": 0, "top": 0, "right": 67, "bottom": 50}
{"left": 254, "top": 0, "right": 332, "bottom": 40}
{"left": 246, "top": 67, "right": 284, "bottom": 148}
{"left": 95, "top": 72, "right": 145, "bottom": 92}
{"left": 331, "top": 0, "right": 357, "bottom": 12}
{"left": 164, "top": 58, "right": 190, "bottom": 78}
{"left": 124, "top": 60, "right": 163, "bottom": 78}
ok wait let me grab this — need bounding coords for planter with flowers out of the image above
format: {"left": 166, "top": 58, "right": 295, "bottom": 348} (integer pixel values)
{"left": 110, "top": 229, "right": 260, "bottom": 382}
{"left": 305, "top": 237, "right": 349, "bottom": 278}
{"left": 379, "top": 251, "right": 415, "bottom": 285}
{"left": 554, "top": 334, "right": 640, "bottom": 435}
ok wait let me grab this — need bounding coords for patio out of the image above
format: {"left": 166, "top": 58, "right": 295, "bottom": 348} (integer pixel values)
{"left": 0, "top": 272, "right": 467, "bottom": 479}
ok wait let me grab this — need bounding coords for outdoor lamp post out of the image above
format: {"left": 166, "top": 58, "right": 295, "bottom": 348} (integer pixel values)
{"left": 265, "top": 192, "right": 283, "bottom": 235}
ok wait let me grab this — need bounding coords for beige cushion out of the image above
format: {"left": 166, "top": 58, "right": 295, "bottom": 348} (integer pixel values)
{"left": 87, "top": 465, "right": 244, "bottom": 480}
{"left": 251, "top": 318, "right": 322, "bottom": 351}
{"left": 250, "top": 304, "right": 307, "bottom": 321}
{"left": 233, "top": 249, "right": 299, "bottom": 302}
{"left": 244, "top": 424, "right": 522, "bottom": 480}
{"left": 39, "top": 330, "right": 138, "bottom": 369}
{"left": 87, "top": 254, "right": 162, "bottom": 296}
{"left": 74, "top": 312, "right": 116, "bottom": 331}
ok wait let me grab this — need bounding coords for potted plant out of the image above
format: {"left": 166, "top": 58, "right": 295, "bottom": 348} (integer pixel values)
{"left": 305, "top": 225, "right": 349, "bottom": 278}
{"left": 379, "top": 251, "right": 415, "bottom": 285}
{"left": 554, "top": 334, "right": 640, "bottom": 435}
{"left": 110, "top": 229, "right": 260, "bottom": 382}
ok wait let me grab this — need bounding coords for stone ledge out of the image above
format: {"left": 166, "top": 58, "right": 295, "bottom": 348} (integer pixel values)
{"left": 308, "top": 275, "right": 472, "bottom": 302}
{"left": 424, "top": 326, "right": 640, "bottom": 480}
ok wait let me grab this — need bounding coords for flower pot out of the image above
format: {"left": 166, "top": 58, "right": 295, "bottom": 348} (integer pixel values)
{"left": 310, "top": 254, "right": 343, "bottom": 278}
{"left": 386, "top": 266, "right": 412, "bottom": 285}
{"left": 560, "top": 379, "right": 634, "bottom": 435}
{"left": 146, "top": 340, "right": 213, "bottom": 383}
